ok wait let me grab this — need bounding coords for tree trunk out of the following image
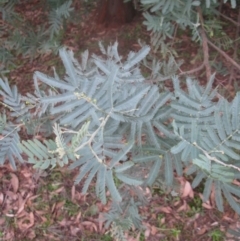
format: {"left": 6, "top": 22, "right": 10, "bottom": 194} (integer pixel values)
{"left": 97, "top": 0, "right": 136, "bottom": 26}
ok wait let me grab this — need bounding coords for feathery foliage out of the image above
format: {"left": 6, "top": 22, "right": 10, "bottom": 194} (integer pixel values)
{"left": 140, "top": 0, "right": 239, "bottom": 88}
{"left": 0, "top": 0, "right": 73, "bottom": 71}
{"left": 1, "top": 42, "right": 240, "bottom": 233}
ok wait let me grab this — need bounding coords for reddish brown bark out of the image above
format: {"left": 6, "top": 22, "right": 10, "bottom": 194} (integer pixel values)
{"left": 97, "top": 0, "right": 135, "bottom": 26}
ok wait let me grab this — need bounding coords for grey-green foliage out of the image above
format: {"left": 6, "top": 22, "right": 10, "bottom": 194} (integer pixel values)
{"left": 140, "top": 0, "right": 237, "bottom": 55}
{"left": 21, "top": 42, "right": 173, "bottom": 206}
{"left": 48, "top": 0, "right": 73, "bottom": 38}
{"left": 0, "top": 0, "right": 73, "bottom": 70}
{"left": 141, "top": 0, "right": 236, "bottom": 36}
{"left": 0, "top": 77, "right": 23, "bottom": 169}
{"left": 170, "top": 75, "right": 240, "bottom": 214}
{"left": 227, "top": 227, "right": 240, "bottom": 240}
{"left": 1, "top": 42, "right": 240, "bottom": 233}
{"left": 104, "top": 185, "right": 146, "bottom": 241}
{"left": 141, "top": 0, "right": 201, "bottom": 51}
{"left": 0, "top": 113, "right": 23, "bottom": 169}
{"left": 143, "top": 54, "right": 184, "bottom": 82}
{"left": 1, "top": 41, "right": 170, "bottom": 202}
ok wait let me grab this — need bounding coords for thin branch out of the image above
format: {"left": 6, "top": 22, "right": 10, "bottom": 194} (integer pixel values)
{"left": 229, "top": 7, "right": 240, "bottom": 84}
{"left": 197, "top": 7, "right": 212, "bottom": 80}
{"left": 214, "top": 9, "right": 240, "bottom": 26}
{"left": 179, "top": 63, "right": 205, "bottom": 76}
{"left": 74, "top": 113, "right": 111, "bottom": 164}
{"left": 0, "top": 124, "right": 22, "bottom": 140}
{"left": 207, "top": 39, "right": 240, "bottom": 71}
{"left": 193, "top": 142, "right": 240, "bottom": 172}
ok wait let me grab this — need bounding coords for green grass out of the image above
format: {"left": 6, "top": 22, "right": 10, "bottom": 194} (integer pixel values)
{"left": 64, "top": 199, "right": 80, "bottom": 216}
{"left": 187, "top": 196, "right": 203, "bottom": 217}
{"left": 208, "top": 229, "right": 225, "bottom": 241}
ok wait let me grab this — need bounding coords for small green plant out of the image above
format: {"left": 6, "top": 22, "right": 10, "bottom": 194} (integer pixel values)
{"left": 170, "top": 228, "right": 181, "bottom": 239}
{"left": 157, "top": 213, "right": 164, "bottom": 225}
{"left": 208, "top": 229, "right": 225, "bottom": 241}
{"left": 46, "top": 183, "right": 61, "bottom": 191}
{"left": 64, "top": 200, "right": 80, "bottom": 216}
{"left": 139, "top": 232, "right": 145, "bottom": 241}
{"left": 42, "top": 218, "right": 52, "bottom": 229}
{"left": 101, "top": 234, "right": 113, "bottom": 241}
{"left": 187, "top": 196, "right": 203, "bottom": 216}
{"left": 158, "top": 227, "right": 181, "bottom": 240}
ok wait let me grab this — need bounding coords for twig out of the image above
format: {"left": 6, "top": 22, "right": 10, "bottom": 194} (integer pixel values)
{"left": 179, "top": 63, "right": 205, "bottom": 76}
{"left": 193, "top": 142, "right": 240, "bottom": 172}
{"left": 228, "top": 7, "right": 240, "bottom": 85}
{"left": 197, "top": 7, "right": 212, "bottom": 80}
{"left": 214, "top": 9, "right": 240, "bottom": 26}
{"left": 74, "top": 113, "right": 111, "bottom": 164}
{"left": 207, "top": 39, "right": 240, "bottom": 71}
{"left": 176, "top": 132, "right": 240, "bottom": 173}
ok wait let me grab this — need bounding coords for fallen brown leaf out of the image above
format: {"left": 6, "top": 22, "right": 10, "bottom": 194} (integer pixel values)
{"left": 81, "top": 221, "right": 98, "bottom": 232}
{"left": 51, "top": 186, "right": 65, "bottom": 195}
{"left": 71, "top": 185, "right": 75, "bottom": 201}
{"left": 0, "top": 192, "right": 4, "bottom": 204}
{"left": 144, "top": 227, "right": 151, "bottom": 238}
{"left": 182, "top": 181, "right": 194, "bottom": 198}
{"left": 98, "top": 212, "right": 104, "bottom": 232}
{"left": 177, "top": 200, "right": 188, "bottom": 212}
{"left": 70, "top": 226, "right": 81, "bottom": 236}
{"left": 16, "top": 193, "right": 32, "bottom": 216}
{"left": 10, "top": 173, "right": 19, "bottom": 193}
{"left": 75, "top": 211, "right": 82, "bottom": 223}
{"left": 0, "top": 217, "right": 5, "bottom": 225}
{"left": 196, "top": 226, "right": 207, "bottom": 235}
{"left": 25, "top": 229, "right": 36, "bottom": 240}
{"left": 151, "top": 225, "right": 158, "bottom": 235}
{"left": 26, "top": 194, "right": 40, "bottom": 206}
{"left": 5, "top": 190, "right": 18, "bottom": 201}
{"left": 202, "top": 202, "right": 213, "bottom": 210}
{"left": 159, "top": 206, "right": 172, "bottom": 214}
{"left": 17, "top": 211, "right": 34, "bottom": 230}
